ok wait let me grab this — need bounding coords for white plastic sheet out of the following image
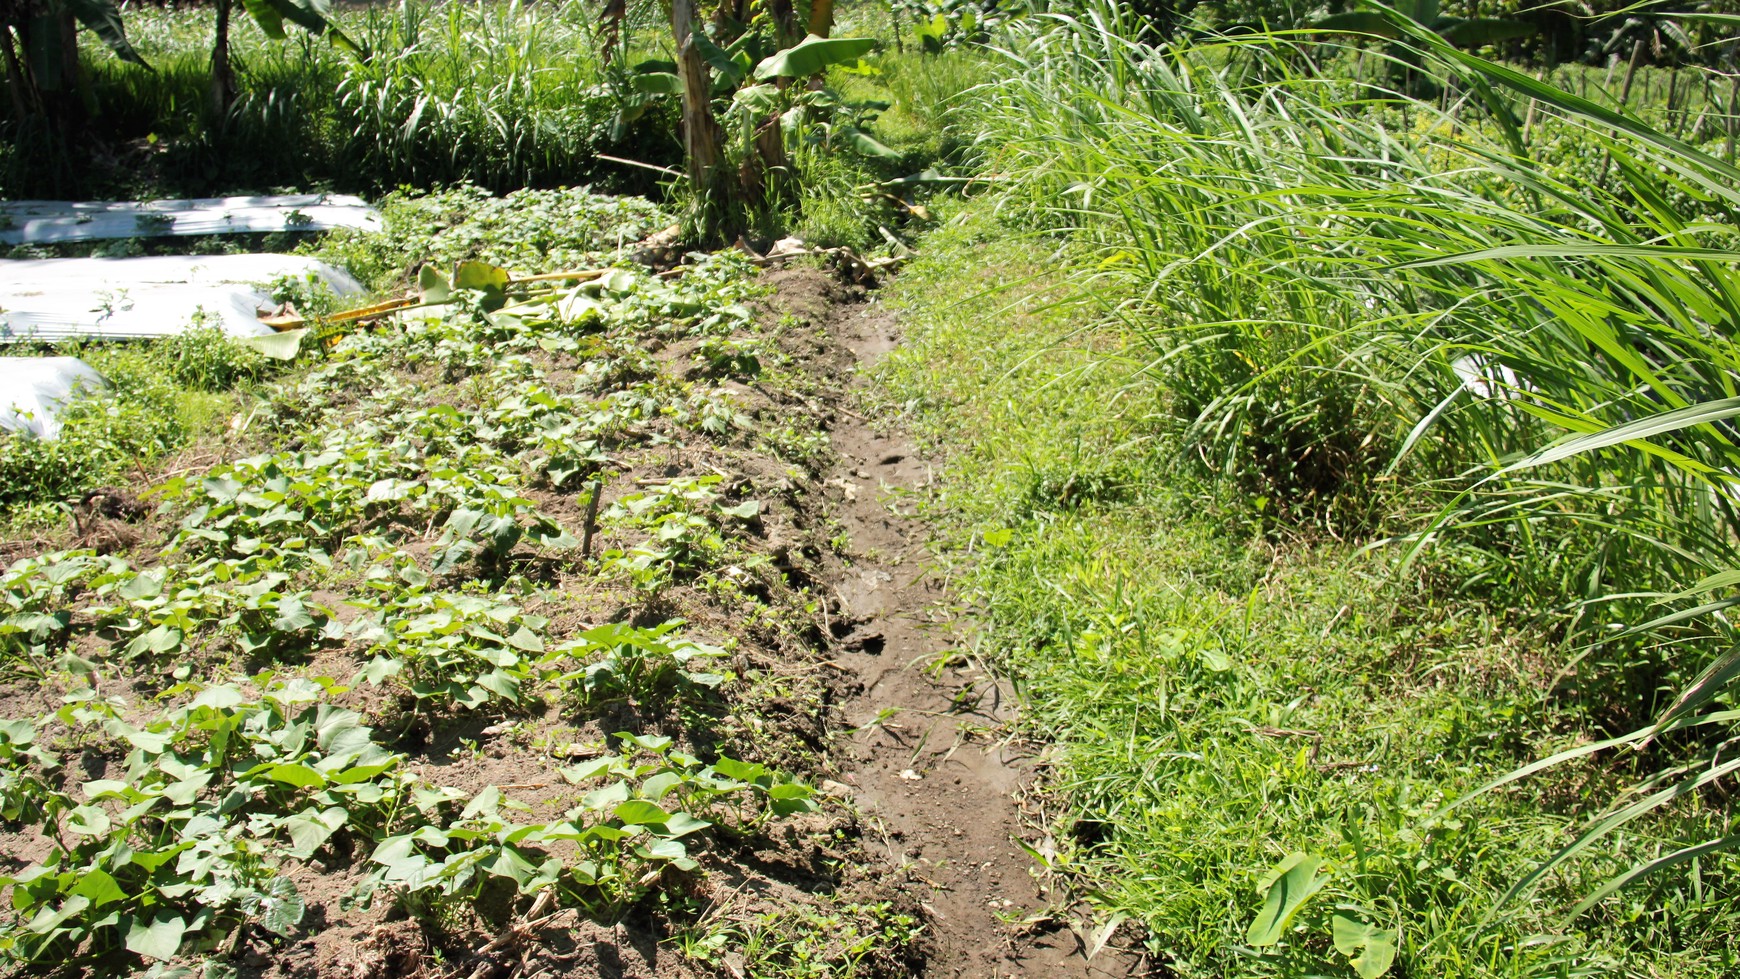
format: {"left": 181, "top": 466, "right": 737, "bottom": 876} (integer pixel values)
{"left": 0, "top": 357, "right": 110, "bottom": 440}
{"left": 0, "top": 254, "right": 365, "bottom": 341}
{"left": 0, "top": 194, "right": 382, "bottom": 245}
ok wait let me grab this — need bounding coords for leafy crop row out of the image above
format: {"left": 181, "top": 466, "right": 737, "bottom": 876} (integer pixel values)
{"left": 0, "top": 233, "right": 839, "bottom": 972}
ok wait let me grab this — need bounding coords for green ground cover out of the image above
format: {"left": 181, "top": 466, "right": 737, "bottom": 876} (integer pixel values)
{"left": 879, "top": 207, "right": 1740, "bottom": 978}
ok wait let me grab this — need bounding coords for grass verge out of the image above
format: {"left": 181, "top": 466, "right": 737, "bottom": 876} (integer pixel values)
{"left": 874, "top": 205, "right": 1740, "bottom": 978}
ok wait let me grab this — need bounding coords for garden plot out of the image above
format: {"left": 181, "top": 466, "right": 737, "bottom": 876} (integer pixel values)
{"left": 0, "top": 195, "right": 381, "bottom": 245}
{"left": 0, "top": 254, "right": 364, "bottom": 341}
{"left": 0, "top": 233, "right": 926, "bottom": 977}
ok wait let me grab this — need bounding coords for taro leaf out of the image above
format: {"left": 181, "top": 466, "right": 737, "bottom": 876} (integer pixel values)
{"left": 719, "top": 500, "right": 761, "bottom": 519}
{"left": 121, "top": 912, "right": 187, "bottom": 961}
{"left": 484, "top": 846, "right": 541, "bottom": 886}
{"left": 642, "top": 837, "right": 697, "bottom": 870}
{"left": 119, "top": 571, "right": 164, "bottom": 600}
{"left": 370, "top": 835, "right": 429, "bottom": 881}
{"left": 190, "top": 684, "right": 246, "bottom": 711}
{"left": 0, "top": 718, "right": 33, "bottom": 744}
{"left": 712, "top": 756, "right": 765, "bottom": 782}
{"left": 753, "top": 35, "right": 879, "bottom": 80}
{"left": 432, "top": 539, "right": 479, "bottom": 574}
{"left": 487, "top": 515, "right": 523, "bottom": 555}
{"left": 257, "top": 876, "right": 306, "bottom": 937}
{"left": 462, "top": 785, "right": 502, "bottom": 819}
{"left": 474, "top": 670, "right": 521, "bottom": 703}
{"left": 126, "top": 624, "right": 183, "bottom": 659}
{"left": 640, "top": 771, "right": 682, "bottom": 800}
{"left": 1332, "top": 913, "right": 1399, "bottom": 978}
{"left": 1246, "top": 853, "right": 1327, "bottom": 946}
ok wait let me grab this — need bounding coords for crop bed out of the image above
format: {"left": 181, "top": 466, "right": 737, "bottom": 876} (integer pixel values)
{"left": 0, "top": 197, "right": 923, "bottom": 978}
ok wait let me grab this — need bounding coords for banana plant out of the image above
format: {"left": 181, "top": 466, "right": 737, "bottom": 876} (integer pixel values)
{"left": 622, "top": 0, "right": 884, "bottom": 238}
{"left": 209, "top": 0, "right": 354, "bottom": 119}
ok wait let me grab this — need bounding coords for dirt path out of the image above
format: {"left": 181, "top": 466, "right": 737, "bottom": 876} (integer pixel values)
{"left": 773, "top": 269, "right": 1146, "bottom": 978}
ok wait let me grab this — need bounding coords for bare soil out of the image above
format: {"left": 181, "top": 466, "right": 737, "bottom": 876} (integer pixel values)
{"left": 761, "top": 267, "right": 1147, "bottom": 978}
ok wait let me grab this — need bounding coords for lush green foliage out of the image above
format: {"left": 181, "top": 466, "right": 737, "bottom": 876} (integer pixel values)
{"left": 0, "top": 203, "right": 840, "bottom": 972}
{"left": 1, "top": 0, "right": 677, "bottom": 199}
{"left": 881, "top": 213, "right": 1740, "bottom": 977}
{"left": 866, "top": 1, "right": 1740, "bottom": 972}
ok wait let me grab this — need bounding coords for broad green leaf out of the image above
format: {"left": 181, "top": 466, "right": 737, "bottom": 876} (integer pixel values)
{"left": 241, "top": 0, "right": 288, "bottom": 37}
{"left": 693, "top": 29, "right": 745, "bottom": 87}
{"left": 838, "top": 126, "right": 901, "bottom": 160}
{"left": 67, "top": 804, "right": 111, "bottom": 836}
{"left": 484, "top": 846, "right": 540, "bottom": 885}
{"left": 1246, "top": 853, "right": 1327, "bottom": 946}
{"left": 263, "top": 763, "right": 327, "bottom": 789}
{"left": 583, "top": 780, "right": 631, "bottom": 811}
{"left": 753, "top": 35, "right": 878, "bottom": 80}
{"left": 283, "top": 806, "right": 348, "bottom": 859}
{"left": 631, "top": 72, "right": 682, "bottom": 95}
{"left": 190, "top": 684, "right": 246, "bottom": 710}
{"left": 65, "top": 0, "right": 149, "bottom": 66}
{"left": 1332, "top": 913, "right": 1399, "bottom": 978}
{"left": 257, "top": 876, "right": 305, "bottom": 936}
{"left": 614, "top": 800, "right": 670, "bottom": 825}
{"left": 122, "top": 912, "right": 186, "bottom": 961}
{"left": 70, "top": 869, "right": 126, "bottom": 907}
{"left": 640, "top": 771, "right": 682, "bottom": 800}
{"left": 453, "top": 260, "right": 510, "bottom": 292}
{"left": 661, "top": 811, "right": 712, "bottom": 838}
{"left": 418, "top": 264, "right": 452, "bottom": 303}
{"left": 237, "top": 329, "right": 307, "bottom": 361}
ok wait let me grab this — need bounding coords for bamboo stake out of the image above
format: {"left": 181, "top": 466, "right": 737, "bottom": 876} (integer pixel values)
{"left": 1620, "top": 38, "right": 1645, "bottom": 109}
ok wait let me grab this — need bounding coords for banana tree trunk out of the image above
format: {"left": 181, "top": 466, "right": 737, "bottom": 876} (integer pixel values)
{"left": 210, "top": 0, "right": 234, "bottom": 122}
{"left": 671, "top": 0, "right": 728, "bottom": 224}
{"left": 808, "top": 0, "right": 833, "bottom": 38}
